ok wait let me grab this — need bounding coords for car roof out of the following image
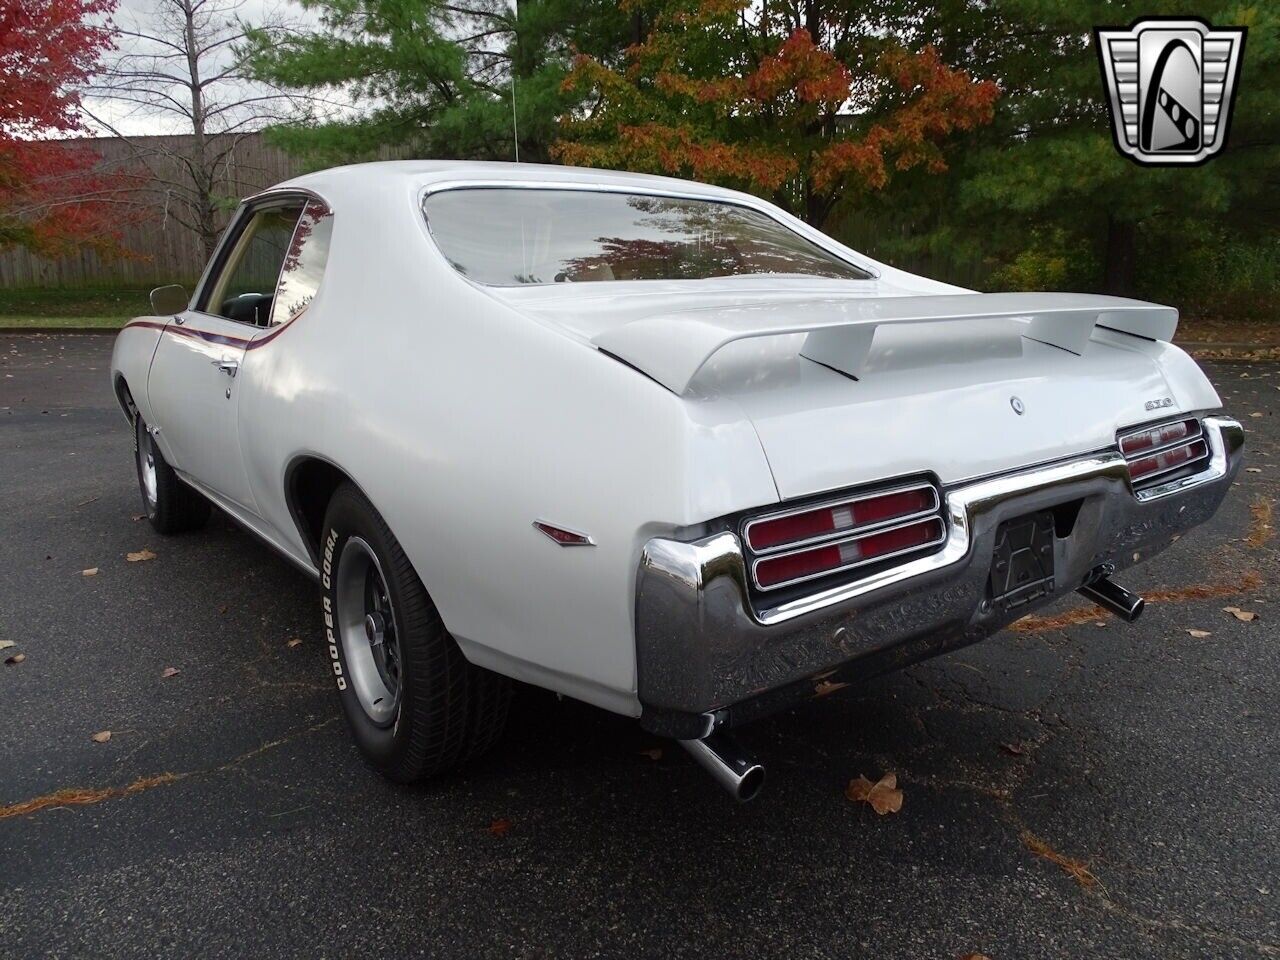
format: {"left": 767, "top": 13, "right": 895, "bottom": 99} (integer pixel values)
{"left": 273, "top": 160, "right": 753, "bottom": 206}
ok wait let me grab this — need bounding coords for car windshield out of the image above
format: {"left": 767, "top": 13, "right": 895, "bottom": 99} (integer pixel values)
{"left": 423, "top": 188, "right": 872, "bottom": 285}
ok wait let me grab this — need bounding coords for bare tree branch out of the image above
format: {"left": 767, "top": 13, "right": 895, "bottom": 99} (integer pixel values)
{"left": 87, "top": 0, "right": 315, "bottom": 255}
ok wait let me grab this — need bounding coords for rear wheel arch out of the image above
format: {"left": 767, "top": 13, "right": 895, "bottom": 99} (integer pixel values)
{"left": 285, "top": 455, "right": 363, "bottom": 567}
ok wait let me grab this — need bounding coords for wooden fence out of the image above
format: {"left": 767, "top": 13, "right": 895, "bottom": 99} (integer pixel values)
{"left": 0, "top": 133, "right": 305, "bottom": 289}
{"left": 1, "top": 132, "right": 989, "bottom": 292}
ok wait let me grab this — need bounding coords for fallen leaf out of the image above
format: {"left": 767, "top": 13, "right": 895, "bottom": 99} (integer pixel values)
{"left": 1185, "top": 629, "right": 1212, "bottom": 638}
{"left": 0, "top": 773, "right": 181, "bottom": 820}
{"left": 813, "top": 678, "right": 849, "bottom": 698}
{"left": 1232, "top": 610, "right": 1258, "bottom": 622}
{"left": 0, "top": 640, "right": 14, "bottom": 651}
{"left": 638, "top": 747, "right": 663, "bottom": 761}
{"left": 845, "top": 773, "right": 903, "bottom": 815}
{"left": 1246, "top": 498, "right": 1273, "bottom": 549}
{"left": 1249, "top": 412, "right": 1264, "bottom": 418}
{"left": 161, "top": 666, "right": 180, "bottom": 678}
{"left": 1246, "top": 467, "right": 1263, "bottom": 473}
{"left": 286, "top": 637, "right": 303, "bottom": 648}
{"left": 126, "top": 549, "right": 156, "bottom": 563}
{"left": 1021, "top": 831, "right": 1097, "bottom": 888}
{"left": 487, "top": 818, "right": 511, "bottom": 837}
{"left": 131, "top": 514, "right": 145, "bottom": 521}
{"left": 1000, "top": 742, "right": 1025, "bottom": 757}
{"left": 91, "top": 730, "right": 112, "bottom": 744}
{"left": 81, "top": 567, "right": 98, "bottom": 577}
{"left": 5, "top": 653, "right": 26, "bottom": 665}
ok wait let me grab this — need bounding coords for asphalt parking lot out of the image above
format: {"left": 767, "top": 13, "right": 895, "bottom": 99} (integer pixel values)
{"left": 1, "top": 333, "right": 1277, "bottom": 959}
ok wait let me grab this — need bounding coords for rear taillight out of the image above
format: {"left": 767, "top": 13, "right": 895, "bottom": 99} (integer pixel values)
{"left": 1120, "top": 419, "right": 1195, "bottom": 456}
{"left": 753, "top": 518, "right": 945, "bottom": 589}
{"left": 1119, "top": 418, "right": 1210, "bottom": 491}
{"left": 743, "top": 481, "right": 945, "bottom": 592}
{"left": 744, "top": 484, "right": 938, "bottom": 553}
{"left": 1127, "top": 438, "right": 1209, "bottom": 481}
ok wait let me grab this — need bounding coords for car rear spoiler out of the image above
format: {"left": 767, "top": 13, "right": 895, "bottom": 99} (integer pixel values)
{"left": 590, "top": 292, "right": 1178, "bottom": 395}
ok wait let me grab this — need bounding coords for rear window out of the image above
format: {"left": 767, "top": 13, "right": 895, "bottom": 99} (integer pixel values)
{"left": 422, "top": 188, "right": 872, "bottom": 285}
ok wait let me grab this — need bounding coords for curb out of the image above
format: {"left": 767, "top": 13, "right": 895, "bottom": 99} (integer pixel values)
{"left": 0, "top": 327, "right": 123, "bottom": 336}
{"left": 1181, "top": 342, "right": 1280, "bottom": 350}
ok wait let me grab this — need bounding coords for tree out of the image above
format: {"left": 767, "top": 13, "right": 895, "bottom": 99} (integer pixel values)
{"left": 0, "top": 0, "right": 123, "bottom": 254}
{"left": 552, "top": 0, "right": 1000, "bottom": 228}
{"left": 243, "top": 0, "right": 634, "bottom": 165}
{"left": 856, "top": 0, "right": 1279, "bottom": 303}
{"left": 86, "top": 0, "right": 319, "bottom": 257}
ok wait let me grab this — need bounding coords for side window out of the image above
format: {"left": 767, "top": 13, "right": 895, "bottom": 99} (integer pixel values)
{"left": 270, "top": 200, "right": 334, "bottom": 327}
{"left": 201, "top": 203, "right": 305, "bottom": 326}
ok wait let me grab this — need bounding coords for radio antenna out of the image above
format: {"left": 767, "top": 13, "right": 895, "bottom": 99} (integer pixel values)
{"left": 510, "top": 0, "right": 520, "bottom": 162}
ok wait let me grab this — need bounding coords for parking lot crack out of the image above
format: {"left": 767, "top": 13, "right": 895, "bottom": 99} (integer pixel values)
{"left": 0, "top": 717, "right": 337, "bottom": 822}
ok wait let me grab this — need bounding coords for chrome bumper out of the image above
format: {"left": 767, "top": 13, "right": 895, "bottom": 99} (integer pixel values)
{"left": 635, "top": 416, "right": 1244, "bottom": 737}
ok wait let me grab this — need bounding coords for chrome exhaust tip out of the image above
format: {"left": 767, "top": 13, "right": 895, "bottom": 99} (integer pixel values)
{"left": 679, "top": 730, "right": 765, "bottom": 802}
{"left": 1078, "top": 576, "right": 1145, "bottom": 623}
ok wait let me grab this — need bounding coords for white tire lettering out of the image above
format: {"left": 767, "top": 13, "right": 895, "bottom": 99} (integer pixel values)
{"left": 322, "top": 529, "right": 344, "bottom": 691}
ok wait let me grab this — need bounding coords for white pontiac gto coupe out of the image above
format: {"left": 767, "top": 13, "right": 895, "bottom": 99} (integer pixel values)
{"left": 112, "top": 161, "right": 1242, "bottom": 800}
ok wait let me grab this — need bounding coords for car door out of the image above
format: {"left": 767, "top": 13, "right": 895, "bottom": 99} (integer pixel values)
{"left": 147, "top": 198, "right": 306, "bottom": 514}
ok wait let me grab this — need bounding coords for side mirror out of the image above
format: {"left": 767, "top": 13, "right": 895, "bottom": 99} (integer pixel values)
{"left": 149, "top": 284, "right": 189, "bottom": 316}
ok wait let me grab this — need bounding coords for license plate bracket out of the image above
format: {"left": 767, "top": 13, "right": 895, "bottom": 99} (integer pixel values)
{"left": 988, "top": 511, "right": 1056, "bottom": 612}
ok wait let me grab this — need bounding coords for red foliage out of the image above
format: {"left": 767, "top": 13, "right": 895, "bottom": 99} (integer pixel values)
{"left": 813, "top": 46, "right": 1000, "bottom": 192}
{"left": 0, "top": 0, "right": 127, "bottom": 254}
{"left": 555, "top": 1, "right": 1000, "bottom": 226}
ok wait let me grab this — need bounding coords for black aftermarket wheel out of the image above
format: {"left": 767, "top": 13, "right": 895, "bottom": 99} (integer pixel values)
{"left": 321, "top": 482, "right": 511, "bottom": 782}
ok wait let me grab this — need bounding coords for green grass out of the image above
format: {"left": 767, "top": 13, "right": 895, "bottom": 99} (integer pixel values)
{"left": 0, "top": 315, "right": 127, "bottom": 330}
{"left": 0, "top": 285, "right": 162, "bottom": 330}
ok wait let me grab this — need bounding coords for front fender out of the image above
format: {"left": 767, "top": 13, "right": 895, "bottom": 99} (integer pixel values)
{"left": 110, "top": 318, "right": 169, "bottom": 425}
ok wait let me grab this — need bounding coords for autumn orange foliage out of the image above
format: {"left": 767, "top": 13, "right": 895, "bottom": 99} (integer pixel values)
{"left": 554, "top": 0, "right": 999, "bottom": 227}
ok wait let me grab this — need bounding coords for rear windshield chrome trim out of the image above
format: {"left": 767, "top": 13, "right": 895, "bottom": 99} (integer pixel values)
{"left": 417, "top": 180, "right": 881, "bottom": 284}
{"left": 742, "top": 481, "right": 940, "bottom": 557}
{"left": 749, "top": 516, "right": 947, "bottom": 592}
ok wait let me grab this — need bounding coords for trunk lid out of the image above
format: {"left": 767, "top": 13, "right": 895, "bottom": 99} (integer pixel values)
{"left": 496, "top": 279, "right": 1206, "bottom": 499}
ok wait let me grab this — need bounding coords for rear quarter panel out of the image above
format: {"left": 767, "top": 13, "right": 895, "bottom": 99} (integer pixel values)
{"left": 234, "top": 176, "right": 778, "bottom": 715}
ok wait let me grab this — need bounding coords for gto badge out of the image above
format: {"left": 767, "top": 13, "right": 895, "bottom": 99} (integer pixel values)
{"left": 1095, "top": 17, "right": 1246, "bottom": 166}
{"left": 1145, "top": 396, "right": 1175, "bottom": 411}
{"left": 1010, "top": 396, "right": 1026, "bottom": 415}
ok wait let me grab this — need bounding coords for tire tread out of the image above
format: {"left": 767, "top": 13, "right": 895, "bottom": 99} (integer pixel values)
{"left": 324, "top": 483, "right": 509, "bottom": 782}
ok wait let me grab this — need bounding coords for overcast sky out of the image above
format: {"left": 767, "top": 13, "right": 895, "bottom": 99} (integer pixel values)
{"left": 83, "top": 0, "right": 335, "bottom": 137}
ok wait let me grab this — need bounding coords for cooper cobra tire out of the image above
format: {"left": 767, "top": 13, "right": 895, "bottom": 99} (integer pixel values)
{"left": 320, "top": 482, "right": 511, "bottom": 782}
{"left": 134, "top": 414, "right": 211, "bottom": 534}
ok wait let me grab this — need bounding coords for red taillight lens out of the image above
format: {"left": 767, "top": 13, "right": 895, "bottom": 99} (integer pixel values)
{"left": 745, "top": 486, "right": 936, "bottom": 552}
{"left": 1119, "top": 418, "right": 1212, "bottom": 492}
{"left": 753, "top": 518, "right": 945, "bottom": 590}
{"left": 1119, "top": 419, "right": 1196, "bottom": 456}
{"left": 1127, "top": 438, "right": 1208, "bottom": 481}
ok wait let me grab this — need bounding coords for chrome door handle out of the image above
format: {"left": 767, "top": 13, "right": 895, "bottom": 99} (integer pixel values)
{"left": 213, "top": 358, "right": 239, "bottom": 378}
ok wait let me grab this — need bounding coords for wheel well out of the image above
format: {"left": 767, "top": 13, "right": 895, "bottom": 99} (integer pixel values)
{"left": 114, "top": 375, "right": 137, "bottom": 423}
{"left": 286, "top": 457, "right": 351, "bottom": 565}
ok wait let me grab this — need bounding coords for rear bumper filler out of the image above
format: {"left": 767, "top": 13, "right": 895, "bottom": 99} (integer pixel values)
{"left": 636, "top": 416, "right": 1244, "bottom": 739}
